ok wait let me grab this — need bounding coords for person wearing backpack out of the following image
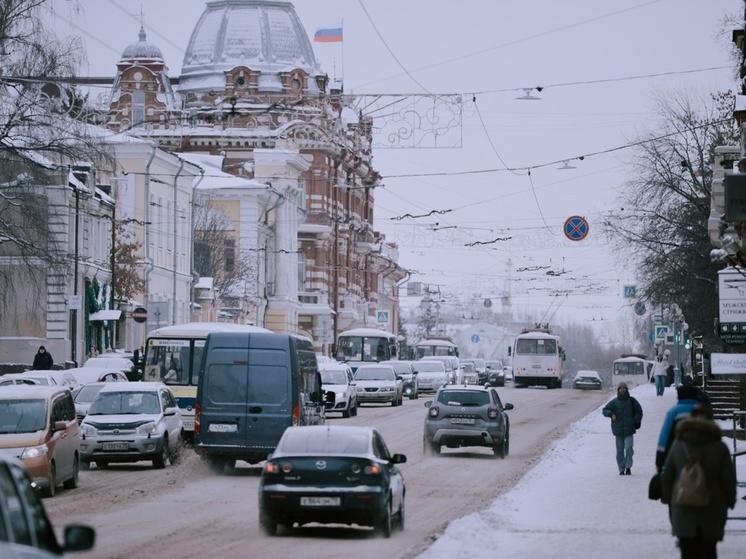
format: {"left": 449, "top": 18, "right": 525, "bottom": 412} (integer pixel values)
{"left": 601, "top": 382, "right": 643, "bottom": 475}
{"left": 661, "top": 403, "right": 737, "bottom": 558}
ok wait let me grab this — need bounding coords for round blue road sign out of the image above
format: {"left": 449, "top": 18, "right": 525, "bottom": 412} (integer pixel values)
{"left": 471, "top": 334, "right": 480, "bottom": 343}
{"left": 564, "top": 215, "right": 589, "bottom": 242}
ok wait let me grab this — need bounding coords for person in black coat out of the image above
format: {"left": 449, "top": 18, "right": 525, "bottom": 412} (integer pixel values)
{"left": 602, "top": 382, "right": 643, "bottom": 475}
{"left": 661, "top": 403, "right": 736, "bottom": 558}
{"left": 31, "top": 345, "right": 54, "bottom": 370}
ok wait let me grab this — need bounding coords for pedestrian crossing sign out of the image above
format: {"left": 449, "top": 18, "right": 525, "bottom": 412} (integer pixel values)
{"left": 655, "top": 325, "right": 669, "bottom": 341}
{"left": 376, "top": 310, "right": 390, "bottom": 324}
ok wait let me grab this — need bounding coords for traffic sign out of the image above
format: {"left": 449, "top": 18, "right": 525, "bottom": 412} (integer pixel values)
{"left": 634, "top": 301, "right": 646, "bottom": 316}
{"left": 131, "top": 307, "right": 148, "bottom": 324}
{"left": 655, "top": 325, "right": 669, "bottom": 341}
{"left": 376, "top": 310, "right": 390, "bottom": 324}
{"left": 623, "top": 285, "right": 637, "bottom": 299}
{"left": 563, "top": 215, "right": 589, "bottom": 242}
{"left": 471, "top": 334, "right": 480, "bottom": 343}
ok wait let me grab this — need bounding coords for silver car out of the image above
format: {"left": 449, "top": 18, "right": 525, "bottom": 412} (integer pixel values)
{"left": 412, "top": 360, "right": 448, "bottom": 392}
{"left": 319, "top": 362, "right": 358, "bottom": 417}
{"left": 354, "top": 365, "right": 403, "bottom": 406}
{"left": 80, "top": 382, "right": 183, "bottom": 469}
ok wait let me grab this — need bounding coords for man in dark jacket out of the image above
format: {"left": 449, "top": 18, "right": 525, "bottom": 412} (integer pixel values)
{"left": 31, "top": 345, "right": 53, "bottom": 370}
{"left": 661, "top": 404, "right": 736, "bottom": 558}
{"left": 602, "top": 382, "right": 643, "bottom": 475}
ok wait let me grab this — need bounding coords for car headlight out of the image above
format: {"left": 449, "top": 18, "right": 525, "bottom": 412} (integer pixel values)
{"left": 21, "top": 445, "right": 48, "bottom": 460}
{"left": 137, "top": 422, "right": 158, "bottom": 435}
{"left": 356, "top": 387, "right": 365, "bottom": 393}
{"left": 380, "top": 387, "right": 394, "bottom": 392}
{"left": 80, "top": 424, "right": 97, "bottom": 437}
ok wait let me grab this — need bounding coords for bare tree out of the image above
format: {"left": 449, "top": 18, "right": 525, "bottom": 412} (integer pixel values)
{"left": 604, "top": 89, "right": 739, "bottom": 346}
{"left": 0, "top": 0, "right": 110, "bottom": 304}
{"left": 112, "top": 221, "right": 145, "bottom": 302}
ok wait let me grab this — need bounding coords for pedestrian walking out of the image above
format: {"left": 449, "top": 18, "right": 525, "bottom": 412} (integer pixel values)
{"left": 655, "top": 385, "right": 709, "bottom": 473}
{"left": 652, "top": 353, "right": 669, "bottom": 396}
{"left": 661, "top": 403, "right": 737, "bottom": 558}
{"left": 31, "top": 345, "right": 53, "bottom": 370}
{"left": 602, "top": 382, "right": 643, "bottom": 475}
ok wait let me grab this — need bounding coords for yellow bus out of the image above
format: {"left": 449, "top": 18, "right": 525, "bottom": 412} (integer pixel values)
{"left": 144, "top": 322, "right": 272, "bottom": 441}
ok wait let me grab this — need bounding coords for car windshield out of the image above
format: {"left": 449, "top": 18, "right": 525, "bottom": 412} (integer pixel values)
{"left": 355, "top": 368, "right": 393, "bottom": 381}
{"left": 0, "top": 399, "right": 46, "bottom": 433}
{"left": 75, "top": 385, "right": 106, "bottom": 403}
{"left": 320, "top": 370, "right": 347, "bottom": 384}
{"left": 278, "top": 429, "right": 369, "bottom": 455}
{"left": 437, "top": 390, "right": 490, "bottom": 407}
{"left": 89, "top": 392, "right": 160, "bottom": 415}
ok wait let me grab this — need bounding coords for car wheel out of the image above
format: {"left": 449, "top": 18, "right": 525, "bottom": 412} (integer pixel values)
{"left": 80, "top": 460, "right": 90, "bottom": 471}
{"left": 504, "top": 429, "right": 510, "bottom": 456}
{"left": 430, "top": 442, "right": 440, "bottom": 455}
{"left": 259, "top": 511, "right": 278, "bottom": 536}
{"left": 206, "top": 457, "right": 226, "bottom": 474}
{"left": 494, "top": 437, "right": 506, "bottom": 459}
{"left": 43, "top": 462, "right": 56, "bottom": 498}
{"left": 169, "top": 434, "right": 184, "bottom": 465}
{"left": 376, "top": 499, "right": 393, "bottom": 538}
{"left": 351, "top": 400, "right": 358, "bottom": 416}
{"left": 63, "top": 455, "right": 79, "bottom": 489}
{"left": 392, "top": 398, "right": 398, "bottom": 407}
{"left": 153, "top": 438, "right": 168, "bottom": 469}
{"left": 342, "top": 404, "right": 351, "bottom": 418}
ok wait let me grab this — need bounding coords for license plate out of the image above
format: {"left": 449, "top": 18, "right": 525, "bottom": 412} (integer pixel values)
{"left": 182, "top": 420, "right": 194, "bottom": 431}
{"left": 300, "top": 496, "right": 341, "bottom": 507}
{"left": 451, "top": 417, "right": 475, "bottom": 425}
{"left": 208, "top": 423, "right": 238, "bottom": 433}
{"left": 102, "top": 442, "right": 129, "bottom": 451}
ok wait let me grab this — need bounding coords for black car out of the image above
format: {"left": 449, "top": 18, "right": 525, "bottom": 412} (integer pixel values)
{"left": 485, "top": 360, "right": 505, "bottom": 387}
{"left": 389, "top": 361, "right": 419, "bottom": 399}
{"left": 423, "top": 384, "right": 513, "bottom": 458}
{"left": 259, "top": 425, "right": 407, "bottom": 537}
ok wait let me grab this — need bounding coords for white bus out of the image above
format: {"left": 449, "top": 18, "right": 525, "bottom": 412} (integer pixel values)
{"left": 143, "top": 322, "right": 272, "bottom": 440}
{"left": 335, "top": 328, "right": 398, "bottom": 372}
{"left": 612, "top": 355, "right": 652, "bottom": 389}
{"left": 512, "top": 329, "right": 565, "bottom": 389}
{"left": 414, "top": 337, "right": 459, "bottom": 359}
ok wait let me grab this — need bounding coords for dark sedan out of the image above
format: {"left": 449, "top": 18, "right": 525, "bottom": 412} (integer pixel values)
{"left": 258, "top": 425, "right": 407, "bottom": 538}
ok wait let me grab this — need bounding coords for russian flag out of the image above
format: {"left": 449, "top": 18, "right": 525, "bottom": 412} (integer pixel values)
{"left": 314, "top": 23, "right": 343, "bottom": 43}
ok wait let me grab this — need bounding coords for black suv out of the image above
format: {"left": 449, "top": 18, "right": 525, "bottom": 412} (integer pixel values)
{"left": 423, "top": 384, "right": 514, "bottom": 458}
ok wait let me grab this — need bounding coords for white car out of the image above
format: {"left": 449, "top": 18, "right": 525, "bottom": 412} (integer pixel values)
{"left": 319, "top": 362, "right": 358, "bottom": 418}
{"left": 411, "top": 360, "right": 448, "bottom": 393}
{"left": 80, "top": 382, "right": 183, "bottom": 469}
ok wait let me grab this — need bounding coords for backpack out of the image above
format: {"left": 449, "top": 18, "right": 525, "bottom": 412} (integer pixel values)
{"left": 674, "top": 443, "right": 711, "bottom": 507}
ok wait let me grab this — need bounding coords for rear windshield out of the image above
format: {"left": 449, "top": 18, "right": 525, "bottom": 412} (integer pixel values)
{"left": 205, "top": 363, "right": 289, "bottom": 405}
{"left": 437, "top": 390, "right": 490, "bottom": 407}
{"left": 0, "top": 399, "right": 47, "bottom": 433}
{"left": 279, "top": 429, "right": 369, "bottom": 455}
{"left": 412, "top": 362, "right": 445, "bottom": 373}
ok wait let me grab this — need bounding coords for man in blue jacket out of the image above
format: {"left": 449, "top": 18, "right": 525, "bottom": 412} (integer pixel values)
{"left": 602, "top": 382, "right": 643, "bottom": 475}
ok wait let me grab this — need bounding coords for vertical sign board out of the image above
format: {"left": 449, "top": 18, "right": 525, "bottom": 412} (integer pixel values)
{"left": 717, "top": 268, "right": 746, "bottom": 323}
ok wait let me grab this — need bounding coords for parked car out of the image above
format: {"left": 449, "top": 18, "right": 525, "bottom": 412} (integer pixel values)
{"left": 79, "top": 382, "right": 182, "bottom": 469}
{"left": 65, "top": 367, "right": 129, "bottom": 386}
{"left": 485, "top": 360, "right": 505, "bottom": 387}
{"left": 423, "top": 384, "right": 514, "bottom": 458}
{"left": 572, "top": 370, "right": 603, "bottom": 390}
{"left": 0, "top": 385, "right": 80, "bottom": 497}
{"left": 72, "top": 382, "right": 110, "bottom": 424}
{"left": 17, "top": 371, "right": 78, "bottom": 389}
{"left": 0, "top": 374, "right": 41, "bottom": 386}
{"left": 354, "top": 365, "right": 403, "bottom": 406}
{"left": 258, "top": 425, "right": 406, "bottom": 537}
{"left": 0, "top": 455, "right": 95, "bottom": 557}
{"left": 389, "top": 361, "right": 419, "bottom": 399}
{"left": 318, "top": 362, "right": 358, "bottom": 418}
{"left": 458, "top": 362, "right": 479, "bottom": 385}
{"left": 411, "top": 360, "right": 448, "bottom": 393}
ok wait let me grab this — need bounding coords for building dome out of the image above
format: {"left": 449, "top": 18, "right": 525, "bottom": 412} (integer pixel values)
{"left": 120, "top": 27, "right": 164, "bottom": 62}
{"left": 179, "top": 0, "right": 322, "bottom": 94}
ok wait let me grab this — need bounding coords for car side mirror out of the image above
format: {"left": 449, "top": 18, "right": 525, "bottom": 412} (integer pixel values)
{"left": 424, "top": 401, "right": 432, "bottom": 408}
{"left": 504, "top": 403, "right": 514, "bottom": 410}
{"left": 391, "top": 453, "right": 407, "bottom": 464}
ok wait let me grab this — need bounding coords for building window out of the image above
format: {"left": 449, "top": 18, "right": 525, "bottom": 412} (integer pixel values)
{"left": 298, "top": 253, "right": 306, "bottom": 291}
{"left": 133, "top": 90, "right": 145, "bottom": 128}
{"left": 225, "top": 239, "right": 235, "bottom": 273}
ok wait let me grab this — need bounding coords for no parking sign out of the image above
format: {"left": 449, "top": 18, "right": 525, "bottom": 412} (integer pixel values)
{"left": 563, "top": 215, "right": 589, "bottom": 241}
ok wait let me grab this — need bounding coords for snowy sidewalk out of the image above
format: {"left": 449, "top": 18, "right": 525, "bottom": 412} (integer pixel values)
{"left": 419, "top": 382, "right": 746, "bottom": 559}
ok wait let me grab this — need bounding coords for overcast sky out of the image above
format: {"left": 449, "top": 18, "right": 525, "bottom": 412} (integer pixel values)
{"left": 50, "top": 0, "right": 740, "bottom": 335}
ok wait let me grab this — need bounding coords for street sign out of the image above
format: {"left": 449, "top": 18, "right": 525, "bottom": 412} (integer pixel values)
{"left": 654, "top": 325, "right": 669, "bottom": 341}
{"left": 563, "top": 215, "right": 589, "bottom": 242}
{"left": 471, "top": 334, "right": 480, "bottom": 343}
{"left": 623, "top": 285, "right": 637, "bottom": 299}
{"left": 131, "top": 307, "right": 148, "bottom": 324}
{"left": 376, "top": 310, "right": 390, "bottom": 324}
{"left": 718, "top": 267, "right": 746, "bottom": 323}
{"left": 68, "top": 295, "right": 82, "bottom": 310}
{"left": 634, "top": 301, "right": 646, "bottom": 316}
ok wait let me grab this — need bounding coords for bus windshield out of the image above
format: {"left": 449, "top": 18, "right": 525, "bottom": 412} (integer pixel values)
{"left": 335, "top": 331, "right": 396, "bottom": 363}
{"left": 143, "top": 338, "right": 202, "bottom": 386}
{"left": 515, "top": 338, "right": 558, "bottom": 355}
